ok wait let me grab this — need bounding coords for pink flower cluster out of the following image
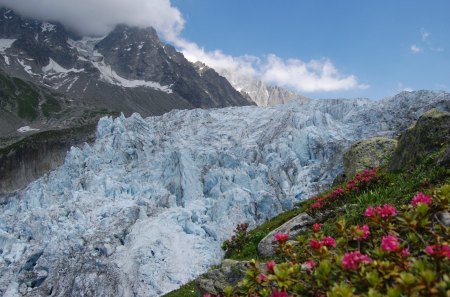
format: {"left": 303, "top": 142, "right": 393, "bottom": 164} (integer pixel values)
{"left": 310, "top": 168, "right": 378, "bottom": 210}
{"left": 309, "top": 187, "right": 345, "bottom": 210}
{"left": 341, "top": 251, "right": 372, "bottom": 270}
{"left": 381, "top": 235, "right": 400, "bottom": 252}
{"left": 266, "top": 260, "right": 276, "bottom": 272}
{"left": 312, "top": 223, "right": 323, "bottom": 233}
{"left": 411, "top": 192, "right": 432, "bottom": 206}
{"left": 274, "top": 231, "right": 289, "bottom": 242}
{"left": 425, "top": 244, "right": 450, "bottom": 258}
{"left": 346, "top": 168, "right": 378, "bottom": 191}
{"left": 310, "top": 236, "right": 336, "bottom": 250}
{"left": 301, "top": 259, "right": 316, "bottom": 273}
{"left": 365, "top": 204, "right": 397, "bottom": 218}
{"left": 354, "top": 224, "right": 370, "bottom": 241}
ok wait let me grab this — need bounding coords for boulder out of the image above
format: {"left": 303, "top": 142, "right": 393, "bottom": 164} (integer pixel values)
{"left": 195, "top": 259, "right": 250, "bottom": 296}
{"left": 343, "top": 137, "right": 397, "bottom": 178}
{"left": 257, "top": 213, "right": 314, "bottom": 258}
{"left": 389, "top": 108, "right": 450, "bottom": 171}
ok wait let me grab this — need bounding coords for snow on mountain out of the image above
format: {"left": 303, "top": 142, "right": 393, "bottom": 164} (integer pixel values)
{"left": 0, "top": 92, "right": 448, "bottom": 296}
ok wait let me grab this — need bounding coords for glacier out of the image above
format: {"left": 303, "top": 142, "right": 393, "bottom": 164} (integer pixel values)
{"left": 0, "top": 91, "right": 449, "bottom": 296}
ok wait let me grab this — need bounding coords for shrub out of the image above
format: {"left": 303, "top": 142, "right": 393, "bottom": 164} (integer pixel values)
{"left": 222, "top": 223, "right": 250, "bottom": 256}
{"left": 223, "top": 186, "right": 450, "bottom": 297}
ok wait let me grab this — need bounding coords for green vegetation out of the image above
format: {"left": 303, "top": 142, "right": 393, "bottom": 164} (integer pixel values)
{"left": 41, "top": 95, "right": 62, "bottom": 117}
{"left": 164, "top": 157, "right": 450, "bottom": 297}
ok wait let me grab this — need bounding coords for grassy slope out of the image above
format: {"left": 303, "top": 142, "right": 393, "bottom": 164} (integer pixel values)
{"left": 163, "top": 158, "right": 450, "bottom": 297}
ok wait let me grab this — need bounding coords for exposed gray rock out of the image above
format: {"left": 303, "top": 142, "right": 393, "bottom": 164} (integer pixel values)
{"left": 437, "top": 211, "right": 450, "bottom": 227}
{"left": 195, "top": 260, "right": 249, "bottom": 296}
{"left": 389, "top": 108, "right": 450, "bottom": 171}
{"left": 343, "top": 137, "right": 397, "bottom": 178}
{"left": 257, "top": 213, "right": 314, "bottom": 258}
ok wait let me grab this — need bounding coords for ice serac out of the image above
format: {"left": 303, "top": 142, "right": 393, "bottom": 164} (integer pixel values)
{"left": 0, "top": 91, "right": 449, "bottom": 296}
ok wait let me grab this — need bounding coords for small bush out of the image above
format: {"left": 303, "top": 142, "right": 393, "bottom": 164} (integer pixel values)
{"left": 223, "top": 186, "right": 449, "bottom": 296}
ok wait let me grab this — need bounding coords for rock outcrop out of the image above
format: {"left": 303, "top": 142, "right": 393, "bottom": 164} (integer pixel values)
{"left": 195, "top": 260, "right": 249, "bottom": 296}
{"left": 257, "top": 213, "right": 314, "bottom": 257}
{"left": 389, "top": 108, "right": 450, "bottom": 171}
{"left": 343, "top": 137, "right": 397, "bottom": 178}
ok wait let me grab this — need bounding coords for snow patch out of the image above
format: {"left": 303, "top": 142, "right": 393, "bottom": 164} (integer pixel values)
{"left": 42, "top": 58, "right": 84, "bottom": 74}
{"left": 17, "top": 59, "right": 34, "bottom": 75}
{"left": 91, "top": 60, "right": 172, "bottom": 92}
{"left": 41, "top": 22, "right": 56, "bottom": 32}
{"left": 0, "top": 39, "right": 16, "bottom": 52}
{"left": 17, "top": 126, "right": 40, "bottom": 133}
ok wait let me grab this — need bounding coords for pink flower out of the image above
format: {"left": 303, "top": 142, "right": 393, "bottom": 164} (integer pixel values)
{"left": 332, "top": 188, "right": 344, "bottom": 197}
{"left": 310, "top": 239, "right": 322, "bottom": 250}
{"left": 364, "top": 206, "right": 376, "bottom": 218}
{"left": 377, "top": 204, "right": 397, "bottom": 218}
{"left": 203, "top": 294, "right": 212, "bottom": 297}
{"left": 266, "top": 260, "right": 276, "bottom": 272}
{"left": 270, "top": 289, "right": 292, "bottom": 297}
{"left": 365, "top": 204, "right": 397, "bottom": 218}
{"left": 310, "top": 201, "right": 323, "bottom": 209}
{"left": 342, "top": 251, "right": 372, "bottom": 270}
{"left": 381, "top": 235, "right": 400, "bottom": 252}
{"left": 258, "top": 273, "right": 268, "bottom": 282}
{"left": 401, "top": 248, "right": 410, "bottom": 257}
{"left": 411, "top": 192, "right": 432, "bottom": 206}
{"left": 424, "top": 244, "right": 450, "bottom": 258}
{"left": 312, "top": 223, "right": 323, "bottom": 233}
{"left": 274, "top": 231, "right": 289, "bottom": 242}
{"left": 354, "top": 225, "right": 370, "bottom": 240}
{"left": 321, "top": 236, "right": 336, "bottom": 248}
{"left": 301, "top": 259, "right": 316, "bottom": 272}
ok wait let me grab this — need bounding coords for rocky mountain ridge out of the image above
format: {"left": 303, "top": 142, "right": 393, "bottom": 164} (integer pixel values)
{"left": 0, "top": 7, "right": 253, "bottom": 137}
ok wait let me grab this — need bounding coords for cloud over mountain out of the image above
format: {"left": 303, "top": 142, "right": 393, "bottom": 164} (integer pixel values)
{"left": 0, "top": 0, "right": 367, "bottom": 93}
{"left": 0, "top": 0, "right": 184, "bottom": 38}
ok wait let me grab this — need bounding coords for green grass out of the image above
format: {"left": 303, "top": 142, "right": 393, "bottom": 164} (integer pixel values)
{"left": 42, "top": 96, "right": 62, "bottom": 117}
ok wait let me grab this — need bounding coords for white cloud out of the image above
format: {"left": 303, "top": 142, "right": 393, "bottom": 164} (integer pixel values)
{"left": 260, "top": 55, "right": 368, "bottom": 92}
{"left": 174, "top": 38, "right": 368, "bottom": 93}
{"left": 0, "top": 0, "right": 184, "bottom": 38}
{"left": 410, "top": 44, "right": 422, "bottom": 53}
{"left": 1, "top": 0, "right": 367, "bottom": 93}
{"left": 421, "top": 28, "right": 429, "bottom": 41}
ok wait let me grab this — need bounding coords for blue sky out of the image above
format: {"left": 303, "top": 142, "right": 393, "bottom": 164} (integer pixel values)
{"left": 5, "top": 0, "right": 449, "bottom": 99}
{"left": 172, "top": 0, "right": 450, "bottom": 99}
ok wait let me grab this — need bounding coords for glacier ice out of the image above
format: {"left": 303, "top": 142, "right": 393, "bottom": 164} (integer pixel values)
{"left": 0, "top": 91, "right": 449, "bottom": 296}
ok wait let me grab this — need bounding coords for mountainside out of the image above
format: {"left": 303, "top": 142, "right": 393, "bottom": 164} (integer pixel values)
{"left": 0, "top": 7, "right": 253, "bottom": 136}
{"left": 219, "top": 68, "right": 309, "bottom": 106}
{"left": 0, "top": 90, "right": 448, "bottom": 296}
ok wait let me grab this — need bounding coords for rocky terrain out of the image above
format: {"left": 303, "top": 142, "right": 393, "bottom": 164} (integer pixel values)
{"left": 0, "top": 7, "right": 256, "bottom": 195}
{"left": 0, "top": 90, "right": 448, "bottom": 296}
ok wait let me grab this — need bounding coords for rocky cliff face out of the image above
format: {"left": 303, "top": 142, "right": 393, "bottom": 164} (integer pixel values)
{"left": 218, "top": 68, "right": 309, "bottom": 106}
{"left": 0, "top": 7, "right": 253, "bottom": 136}
{"left": 0, "top": 91, "right": 448, "bottom": 296}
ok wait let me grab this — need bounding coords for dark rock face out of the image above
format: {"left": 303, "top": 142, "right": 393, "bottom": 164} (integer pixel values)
{"left": 0, "top": 125, "right": 96, "bottom": 197}
{"left": 0, "top": 8, "right": 253, "bottom": 119}
{"left": 389, "top": 108, "right": 450, "bottom": 171}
